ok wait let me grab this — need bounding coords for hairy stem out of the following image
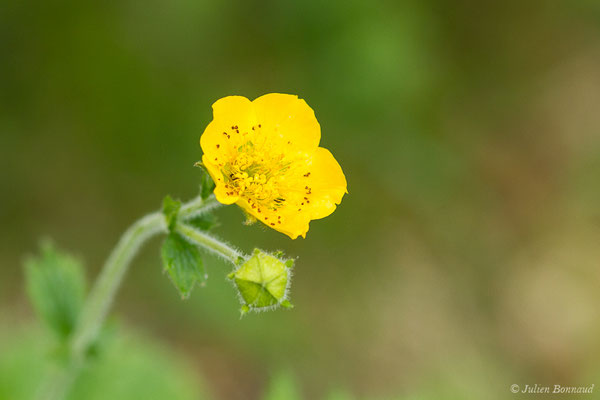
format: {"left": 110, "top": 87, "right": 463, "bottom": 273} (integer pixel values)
{"left": 38, "top": 194, "right": 223, "bottom": 400}
{"left": 71, "top": 212, "right": 165, "bottom": 356}
{"left": 179, "top": 195, "right": 221, "bottom": 220}
{"left": 176, "top": 222, "right": 243, "bottom": 264}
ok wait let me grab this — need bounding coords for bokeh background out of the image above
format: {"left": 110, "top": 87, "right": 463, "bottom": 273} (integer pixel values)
{"left": 2, "top": 0, "right": 600, "bottom": 399}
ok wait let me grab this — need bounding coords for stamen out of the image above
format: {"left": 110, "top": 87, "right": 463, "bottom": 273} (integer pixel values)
{"left": 218, "top": 133, "right": 294, "bottom": 218}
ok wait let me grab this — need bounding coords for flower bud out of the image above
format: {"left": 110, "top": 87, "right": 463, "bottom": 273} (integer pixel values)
{"left": 228, "top": 249, "right": 293, "bottom": 314}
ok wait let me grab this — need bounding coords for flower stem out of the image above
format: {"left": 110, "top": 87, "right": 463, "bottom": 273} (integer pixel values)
{"left": 37, "top": 194, "right": 223, "bottom": 400}
{"left": 179, "top": 195, "right": 221, "bottom": 219}
{"left": 176, "top": 222, "right": 243, "bottom": 264}
{"left": 71, "top": 211, "right": 166, "bottom": 356}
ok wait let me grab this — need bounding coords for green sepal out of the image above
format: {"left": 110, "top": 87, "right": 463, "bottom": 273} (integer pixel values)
{"left": 280, "top": 300, "right": 294, "bottom": 309}
{"left": 161, "top": 232, "right": 206, "bottom": 299}
{"left": 230, "top": 249, "right": 292, "bottom": 313}
{"left": 199, "top": 167, "right": 215, "bottom": 200}
{"left": 25, "top": 241, "right": 86, "bottom": 341}
{"left": 162, "top": 195, "right": 181, "bottom": 232}
{"left": 235, "top": 256, "right": 246, "bottom": 266}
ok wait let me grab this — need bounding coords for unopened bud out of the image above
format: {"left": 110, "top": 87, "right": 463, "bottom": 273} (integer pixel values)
{"left": 229, "top": 249, "right": 293, "bottom": 313}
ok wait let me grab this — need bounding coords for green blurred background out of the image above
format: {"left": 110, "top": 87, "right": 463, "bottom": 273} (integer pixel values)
{"left": 2, "top": 0, "right": 600, "bottom": 399}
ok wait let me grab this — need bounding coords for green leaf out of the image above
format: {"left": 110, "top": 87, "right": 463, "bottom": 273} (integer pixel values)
{"left": 187, "top": 212, "right": 219, "bottom": 231}
{"left": 162, "top": 195, "right": 181, "bottom": 231}
{"left": 0, "top": 325, "right": 209, "bottom": 400}
{"left": 199, "top": 168, "right": 215, "bottom": 200}
{"left": 161, "top": 233, "right": 206, "bottom": 299}
{"left": 25, "top": 241, "right": 86, "bottom": 341}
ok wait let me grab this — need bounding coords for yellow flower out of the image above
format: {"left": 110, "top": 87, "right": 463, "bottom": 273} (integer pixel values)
{"left": 200, "top": 93, "right": 347, "bottom": 239}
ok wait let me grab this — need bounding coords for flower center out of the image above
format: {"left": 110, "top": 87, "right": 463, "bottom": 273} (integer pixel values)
{"left": 221, "top": 140, "right": 287, "bottom": 209}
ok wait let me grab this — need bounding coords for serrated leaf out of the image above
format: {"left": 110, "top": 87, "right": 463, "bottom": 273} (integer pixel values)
{"left": 25, "top": 242, "right": 86, "bottom": 341}
{"left": 162, "top": 195, "right": 181, "bottom": 231}
{"left": 161, "top": 233, "right": 206, "bottom": 299}
{"left": 200, "top": 169, "right": 215, "bottom": 200}
{"left": 187, "top": 212, "right": 219, "bottom": 231}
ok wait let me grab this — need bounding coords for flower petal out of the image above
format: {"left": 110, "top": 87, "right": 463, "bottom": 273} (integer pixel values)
{"left": 202, "top": 155, "right": 240, "bottom": 205}
{"left": 235, "top": 196, "right": 309, "bottom": 239}
{"left": 235, "top": 147, "right": 347, "bottom": 239}
{"left": 200, "top": 96, "right": 257, "bottom": 157}
{"left": 252, "top": 93, "right": 321, "bottom": 151}
{"left": 301, "top": 147, "right": 347, "bottom": 220}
